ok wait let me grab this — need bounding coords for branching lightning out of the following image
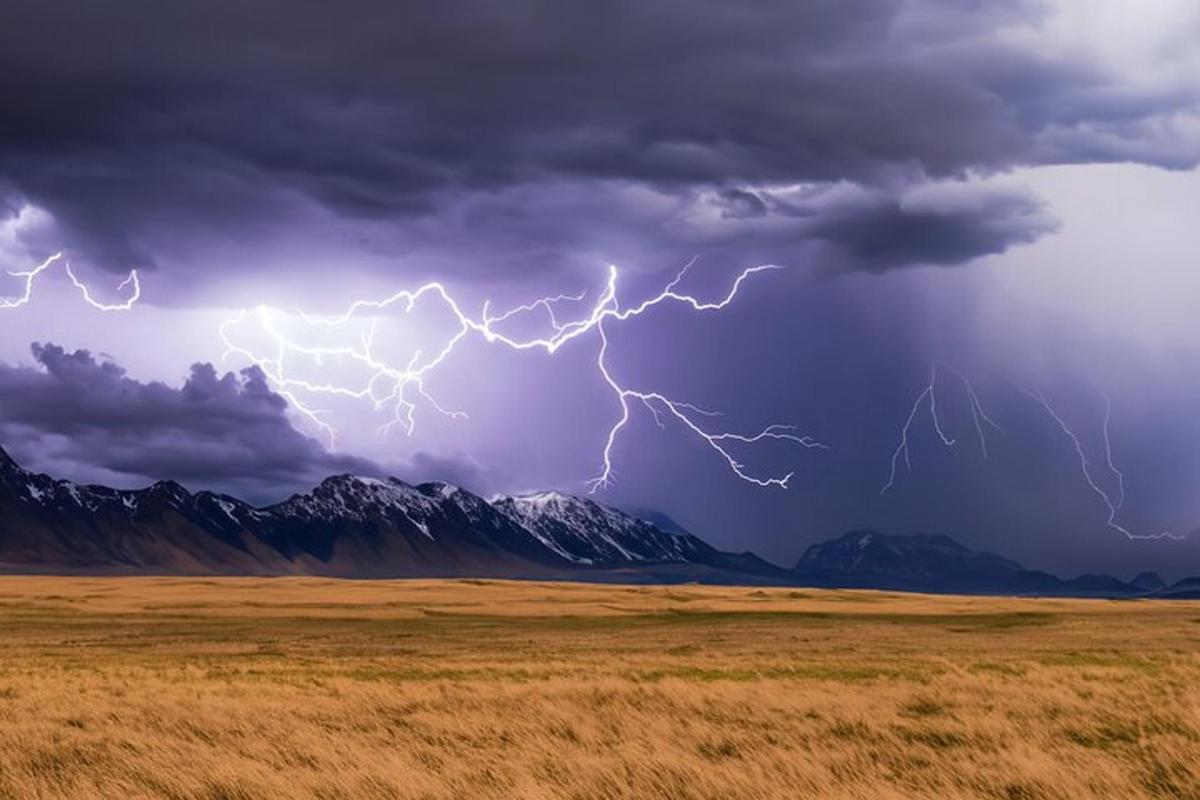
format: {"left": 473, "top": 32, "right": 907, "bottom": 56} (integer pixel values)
{"left": 2, "top": 248, "right": 1180, "bottom": 540}
{"left": 219, "top": 261, "right": 826, "bottom": 492}
{"left": 881, "top": 362, "right": 1002, "bottom": 495}
{"left": 1, "top": 252, "right": 141, "bottom": 311}
{"left": 1022, "top": 389, "right": 1182, "bottom": 541}
{"left": 880, "top": 359, "right": 1181, "bottom": 541}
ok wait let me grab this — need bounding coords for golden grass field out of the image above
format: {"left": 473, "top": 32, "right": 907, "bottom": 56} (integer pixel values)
{"left": 0, "top": 577, "right": 1197, "bottom": 799}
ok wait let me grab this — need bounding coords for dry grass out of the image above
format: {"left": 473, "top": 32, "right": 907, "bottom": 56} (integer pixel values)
{"left": 0, "top": 577, "right": 1197, "bottom": 799}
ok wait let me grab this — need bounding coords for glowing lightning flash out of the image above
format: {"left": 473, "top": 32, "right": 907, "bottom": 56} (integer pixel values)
{"left": 2, "top": 252, "right": 141, "bottom": 311}
{"left": 1022, "top": 389, "right": 1183, "bottom": 541}
{"left": 219, "top": 262, "right": 826, "bottom": 493}
{"left": 586, "top": 319, "right": 826, "bottom": 492}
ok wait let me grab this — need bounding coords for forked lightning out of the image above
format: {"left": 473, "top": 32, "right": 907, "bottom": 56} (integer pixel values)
{"left": 219, "top": 262, "right": 827, "bottom": 493}
{"left": 2, "top": 253, "right": 140, "bottom": 312}
{"left": 880, "top": 360, "right": 1182, "bottom": 541}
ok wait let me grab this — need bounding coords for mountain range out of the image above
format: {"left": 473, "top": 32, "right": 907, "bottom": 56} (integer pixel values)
{"left": 0, "top": 444, "right": 1195, "bottom": 598}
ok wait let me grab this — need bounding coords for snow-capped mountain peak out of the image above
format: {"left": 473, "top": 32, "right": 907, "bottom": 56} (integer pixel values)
{"left": 267, "top": 474, "right": 442, "bottom": 537}
{"left": 492, "top": 490, "right": 703, "bottom": 566}
{"left": 0, "top": 444, "right": 784, "bottom": 582}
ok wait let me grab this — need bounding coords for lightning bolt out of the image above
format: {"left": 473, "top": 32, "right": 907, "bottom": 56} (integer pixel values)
{"left": 1022, "top": 389, "right": 1183, "bottom": 541}
{"left": 1100, "top": 392, "right": 1125, "bottom": 511}
{"left": 881, "top": 362, "right": 1002, "bottom": 495}
{"left": 1, "top": 252, "right": 141, "bottom": 311}
{"left": 219, "top": 261, "right": 826, "bottom": 492}
{"left": 881, "top": 362, "right": 1179, "bottom": 541}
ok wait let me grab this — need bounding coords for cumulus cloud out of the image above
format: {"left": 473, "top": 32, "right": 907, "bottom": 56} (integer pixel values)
{"left": 0, "top": 343, "right": 379, "bottom": 499}
{"left": 0, "top": 0, "right": 1194, "bottom": 284}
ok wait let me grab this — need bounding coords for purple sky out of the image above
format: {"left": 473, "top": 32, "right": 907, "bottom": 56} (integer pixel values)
{"left": 1, "top": 0, "right": 1199, "bottom": 578}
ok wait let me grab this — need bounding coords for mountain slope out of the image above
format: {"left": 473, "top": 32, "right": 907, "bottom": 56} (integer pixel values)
{"left": 0, "top": 458, "right": 283, "bottom": 574}
{"left": 792, "top": 530, "right": 1144, "bottom": 596}
{"left": 492, "top": 491, "right": 789, "bottom": 581}
{"left": 0, "top": 445, "right": 1176, "bottom": 595}
{"left": 0, "top": 445, "right": 761, "bottom": 579}
{"left": 1158, "top": 576, "right": 1200, "bottom": 599}
{"left": 1130, "top": 571, "right": 1167, "bottom": 592}
{"left": 244, "top": 476, "right": 576, "bottom": 578}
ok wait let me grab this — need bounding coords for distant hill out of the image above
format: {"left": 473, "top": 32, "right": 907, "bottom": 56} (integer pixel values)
{"left": 0, "top": 444, "right": 1183, "bottom": 597}
{"left": 1130, "top": 571, "right": 1167, "bottom": 592}
{"left": 792, "top": 530, "right": 1152, "bottom": 597}
{"left": 1157, "top": 576, "right": 1200, "bottom": 599}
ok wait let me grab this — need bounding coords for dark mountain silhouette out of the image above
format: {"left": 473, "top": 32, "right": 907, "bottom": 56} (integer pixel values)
{"left": 1157, "top": 576, "right": 1200, "bottom": 599}
{"left": 791, "top": 530, "right": 1152, "bottom": 597}
{"left": 0, "top": 444, "right": 1178, "bottom": 596}
{"left": 1130, "top": 571, "right": 1167, "bottom": 592}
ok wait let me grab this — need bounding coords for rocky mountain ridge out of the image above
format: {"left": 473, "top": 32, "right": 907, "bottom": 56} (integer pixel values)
{"left": 0, "top": 445, "right": 1192, "bottom": 596}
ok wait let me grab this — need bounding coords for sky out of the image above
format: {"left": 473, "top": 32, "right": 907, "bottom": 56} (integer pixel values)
{"left": 1, "top": 0, "right": 1199, "bottom": 578}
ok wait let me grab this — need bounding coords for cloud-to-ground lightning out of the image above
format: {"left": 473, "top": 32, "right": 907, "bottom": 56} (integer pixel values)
{"left": 587, "top": 317, "right": 825, "bottom": 492}
{"left": 220, "top": 262, "right": 827, "bottom": 492}
{"left": 1022, "top": 389, "right": 1183, "bottom": 541}
{"left": 881, "top": 362, "right": 1002, "bottom": 495}
{"left": 1, "top": 253, "right": 141, "bottom": 311}
{"left": 882, "top": 362, "right": 1180, "bottom": 541}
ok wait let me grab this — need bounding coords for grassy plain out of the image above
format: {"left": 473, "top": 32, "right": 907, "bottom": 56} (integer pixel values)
{"left": 0, "top": 576, "right": 1197, "bottom": 799}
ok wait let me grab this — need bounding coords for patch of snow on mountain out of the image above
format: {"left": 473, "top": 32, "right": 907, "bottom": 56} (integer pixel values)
{"left": 493, "top": 491, "right": 698, "bottom": 565}
{"left": 271, "top": 475, "right": 442, "bottom": 539}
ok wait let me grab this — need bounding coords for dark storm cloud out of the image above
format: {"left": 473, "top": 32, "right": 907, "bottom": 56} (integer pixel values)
{"left": 690, "top": 179, "right": 1059, "bottom": 273}
{"left": 0, "top": 343, "right": 379, "bottom": 497}
{"left": 0, "top": 0, "right": 1195, "bottom": 282}
{"left": 717, "top": 190, "right": 770, "bottom": 220}
{"left": 799, "top": 184, "right": 1060, "bottom": 272}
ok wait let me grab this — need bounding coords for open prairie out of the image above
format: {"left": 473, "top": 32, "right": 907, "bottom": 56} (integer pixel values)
{"left": 0, "top": 577, "right": 1197, "bottom": 799}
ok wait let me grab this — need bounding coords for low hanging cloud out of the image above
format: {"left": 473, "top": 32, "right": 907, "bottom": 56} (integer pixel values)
{"left": 0, "top": 343, "right": 380, "bottom": 499}
{"left": 687, "top": 179, "right": 1059, "bottom": 273}
{"left": 791, "top": 182, "right": 1059, "bottom": 273}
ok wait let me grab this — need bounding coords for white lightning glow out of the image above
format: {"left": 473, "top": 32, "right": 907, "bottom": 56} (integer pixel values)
{"left": 1, "top": 252, "right": 141, "bottom": 311}
{"left": 881, "top": 362, "right": 1002, "bottom": 495}
{"left": 1022, "top": 389, "right": 1183, "bottom": 541}
{"left": 219, "top": 261, "right": 826, "bottom": 492}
